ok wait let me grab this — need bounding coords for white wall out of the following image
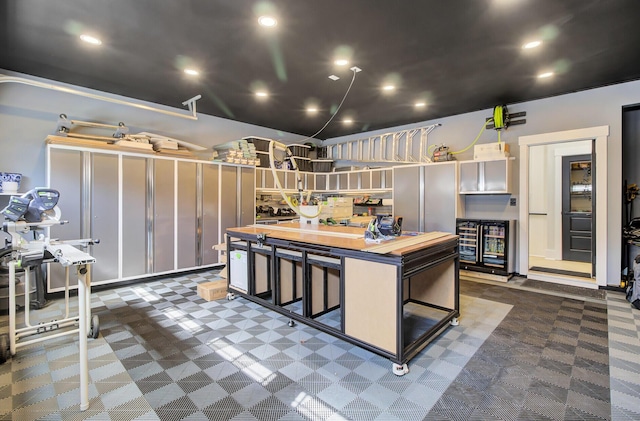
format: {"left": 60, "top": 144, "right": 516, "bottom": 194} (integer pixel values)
{"left": 0, "top": 69, "right": 307, "bottom": 192}
{"left": 528, "top": 145, "right": 547, "bottom": 257}
{"left": 325, "top": 80, "right": 640, "bottom": 284}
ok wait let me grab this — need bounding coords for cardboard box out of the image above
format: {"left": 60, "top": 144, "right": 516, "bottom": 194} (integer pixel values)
{"left": 319, "top": 197, "right": 353, "bottom": 220}
{"left": 197, "top": 279, "right": 228, "bottom": 301}
{"left": 474, "top": 142, "right": 510, "bottom": 160}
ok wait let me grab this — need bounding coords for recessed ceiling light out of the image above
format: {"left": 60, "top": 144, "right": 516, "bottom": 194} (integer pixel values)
{"left": 184, "top": 69, "right": 199, "bottom": 76}
{"left": 414, "top": 102, "right": 426, "bottom": 108}
{"left": 80, "top": 34, "right": 102, "bottom": 45}
{"left": 382, "top": 85, "right": 395, "bottom": 91}
{"left": 538, "top": 71, "right": 554, "bottom": 79}
{"left": 334, "top": 59, "right": 349, "bottom": 66}
{"left": 328, "top": 75, "right": 340, "bottom": 81}
{"left": 523, "top": 40, "right": 542, "bottom": 49}
{"left": 255, "top": 91, "right": 269, "bottom": 98}
{"left": 306, "top": 107, "right": 318, "bottom": 113}
{"left": 258, "top": 16, "right": 277, "bottom": 27}
{"left": 343, "top": 118, "right": 353, "bottom": 124}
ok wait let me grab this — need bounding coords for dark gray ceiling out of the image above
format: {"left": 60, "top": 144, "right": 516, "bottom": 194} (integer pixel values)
{"left": 2, "top": 0, "right": 640, "bottom": 139}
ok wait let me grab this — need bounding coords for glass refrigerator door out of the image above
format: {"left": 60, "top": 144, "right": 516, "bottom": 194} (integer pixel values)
{"left": 457, "top": 221, "right": 478, "bottom": 264}
{"left": 482, "top": 223, "right": 506, "bottom": 268}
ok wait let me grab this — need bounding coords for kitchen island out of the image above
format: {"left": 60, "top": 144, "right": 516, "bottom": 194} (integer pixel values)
{"left": 225, "top": 222, "right": 459, "bottom": 375}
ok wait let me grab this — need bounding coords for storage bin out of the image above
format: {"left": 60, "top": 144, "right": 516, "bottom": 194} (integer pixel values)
{"left": 290, "top": 157, "right": 312, "bottom": 172}
{"left": 243, "top": 136, "right": 273, "bottom": 152}
{"left": 316, "top": 146, "right": 328, "bottom": 159}
{"left": 229, "top": 250, "right": 248, "bottom": 291}
{"left": 287, "top": 144, "right": 311, "bottom": 158}
{"left": 0, "top": 172, "right": 22, "bottom": 193}
{"left": 256, "top": 151, "right": 270, "bottom": 168}
{"left": 312, "top": 159, "right": 333, "bottom": 172}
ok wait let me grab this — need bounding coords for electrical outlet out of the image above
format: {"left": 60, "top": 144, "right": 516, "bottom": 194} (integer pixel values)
{"left": 509, "top": 197, "right": 517, "bottom": 206}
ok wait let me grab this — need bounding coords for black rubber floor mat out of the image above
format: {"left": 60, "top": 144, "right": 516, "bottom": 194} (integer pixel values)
{"left": 529, "top": 265, "right": 591, "bottom": 278}
{"left": 522, "top": 277, "right": 606, "bottom": 299}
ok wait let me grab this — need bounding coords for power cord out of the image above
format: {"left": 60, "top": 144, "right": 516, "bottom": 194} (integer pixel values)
{"left": 450, "top": 118, "right": 494, "bottom": 155}
{"left": 309, "top": 68, "right": 358, "bottom": 143}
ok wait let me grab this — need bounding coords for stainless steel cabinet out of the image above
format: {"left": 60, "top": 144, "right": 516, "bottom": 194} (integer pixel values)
{"left": 90, "top": 153, "right": 119, "bottom": 282}
{"left": 48, "top": 148, "right": 83, "bottom": 290}
{"left": 240, "top": 167, "right": 256, "bottom": 227}
{"left": 393, "top": 166, "right": 422, "bottom": 232}
{"left": 220, "top": 165, "right": 238, "bottom": 236}
{"left": 152, "top": 159, "right": 175, "bottom": 273}
{"left": 177, "top": 161, "right": 198, "bottom": 269}
{"left": 459, "top": 158, "right": 513, "bottom": 194}
{"left": 393, "top": 162, "right": 459, "bottom": 233}
{"left": 220, "top": 165, "right": 255, "bottom": 238}
{"left": 423, "top": 162, "right": 458, "bottom": 233}
{"left": 46, "top": 144, "right": 246, "bottom": 292}
{"left": 201, "top": 164, "right": 219, "bottom": 265}
{"left": 122, "top": 156, "right": 147, "bottom": 278}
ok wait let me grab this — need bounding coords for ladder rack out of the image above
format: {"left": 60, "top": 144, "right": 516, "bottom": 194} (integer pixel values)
{"left": 325, "top": 124, "right": 440, "bottom": 163}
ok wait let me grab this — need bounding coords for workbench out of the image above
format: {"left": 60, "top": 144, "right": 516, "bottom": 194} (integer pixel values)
{"left": 225, "top": 222, "right": 460, "bottom": 375}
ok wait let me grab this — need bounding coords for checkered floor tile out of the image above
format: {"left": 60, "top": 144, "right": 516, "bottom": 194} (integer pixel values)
{"left": 0, "top": 270, "right": 635, "bottom": 420}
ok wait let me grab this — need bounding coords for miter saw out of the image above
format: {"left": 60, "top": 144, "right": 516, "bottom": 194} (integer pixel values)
{"left": 2, "top": 189, "right": 100, "bottom": 305}
{"left": 2, "top": 188, "right": 99, "bottom": 268}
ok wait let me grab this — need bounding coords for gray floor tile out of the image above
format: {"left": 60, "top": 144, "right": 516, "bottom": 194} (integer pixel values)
{"left": 1, "top": 273, "right": 626, "bottom": 420}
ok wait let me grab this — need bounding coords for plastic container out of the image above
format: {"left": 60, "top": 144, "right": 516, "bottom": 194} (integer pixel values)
{"left": 312, "top": 159, "right": 333, "bottom": 172}
{"left": 316, "top": 146, "right": 328, "bottom": 159}
{"left": 0, "top": 172, "right": 21, "bottom": 193}
{"left": 290, "top": 157, "right": 312, "bottom": 172}
{"left": 243, "top": 136, "right": 273, "bottom": 152}
{"left": 256, "top": 151, "right": 271, "bottom": 168}
{"left": 288, "top": 144, "right": 311, "bottom": 158}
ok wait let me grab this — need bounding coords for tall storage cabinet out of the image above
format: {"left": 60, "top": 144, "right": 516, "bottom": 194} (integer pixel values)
{"left": 90, "top": 153, "right": 119, "bottom": 282}
{"left": 46, "top": 139, "right": 252, "bottom": 292}
{"left": 122, "top": 156, "right": 147, "bottom": 278}
{"left": 152, "top": 159, "right": 175, "bottom": 274}
{"left": 48, "top": 148, "right": 83, "bottom": 289}
{"left": 392, "top": 162, "right": 460, "bottom": 233}
{"left": 201, "top": 164, "right": 220, "bottom": 266}
{"left": 177, "top": 162, "right": 198, "bottom": 269}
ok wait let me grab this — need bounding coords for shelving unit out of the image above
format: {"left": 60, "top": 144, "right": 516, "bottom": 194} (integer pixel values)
{"left": 255, "top": 167, "right": 394, "bottom": 223}
{"left": 255, "top": 161, "right": 460, "bottom": 234}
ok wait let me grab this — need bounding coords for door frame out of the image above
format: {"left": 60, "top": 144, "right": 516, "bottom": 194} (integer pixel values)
{"left": 519, "top": 126, "right": 609, "bottom": 287}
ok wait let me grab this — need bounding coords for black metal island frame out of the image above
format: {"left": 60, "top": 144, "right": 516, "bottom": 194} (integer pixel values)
{"left": 225, "top": 223, "right": 460, "bottom": 375}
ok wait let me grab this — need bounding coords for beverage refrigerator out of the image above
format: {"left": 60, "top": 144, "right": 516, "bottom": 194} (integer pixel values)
{"left": 456, "top": 219, "right": 516, "bottom": 277}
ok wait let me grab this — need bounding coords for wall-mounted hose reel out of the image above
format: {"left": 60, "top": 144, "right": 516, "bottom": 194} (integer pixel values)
{"left": 485, "top": 105, "right": 526, "bottom": 130}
